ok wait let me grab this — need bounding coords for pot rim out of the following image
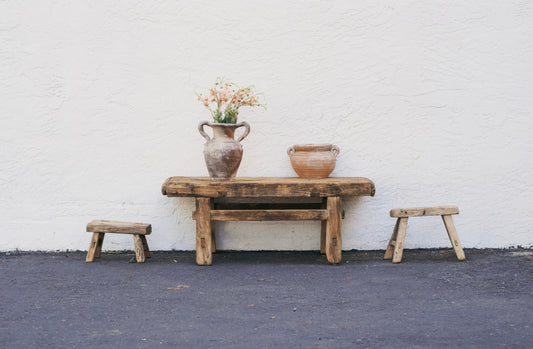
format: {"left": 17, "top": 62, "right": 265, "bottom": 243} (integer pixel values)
{"left": 292, "top": 143, "right": 333, "bottom": 152}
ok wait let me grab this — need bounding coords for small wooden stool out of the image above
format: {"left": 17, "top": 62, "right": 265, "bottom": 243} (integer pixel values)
{"left": 384, "top": 206, "right": 466, "bottom": 263}
{"left": 86, "top": 220, "right": 152, "bottom": 263}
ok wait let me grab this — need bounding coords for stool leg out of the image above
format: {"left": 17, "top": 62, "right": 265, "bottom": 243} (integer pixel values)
{"left": 442, "top": 215, "right": 466, "bottom": 261}
{"left": 94, "top": 233, "right": 105, "bottom": 258}
{"left": 133, "top": 234, "right": 146, "bottom": 263}
{"left": 392, "top": 217, "right": 408, "bottom": 263}
{"left": 86, "top": 232, "right": 104, "bottom": 262}
{"left": 140, "top": 235, "right": 151, "bottom": 258}
{"left": 384, "top": 219, "right": 400, "bottom": 259}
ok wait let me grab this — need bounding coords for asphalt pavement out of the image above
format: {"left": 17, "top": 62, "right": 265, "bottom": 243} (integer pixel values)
{"left": 1, "top": 249, "right": 532, "bottom": 348}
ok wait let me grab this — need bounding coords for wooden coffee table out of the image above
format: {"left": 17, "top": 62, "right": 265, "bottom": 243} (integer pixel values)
{"left": 161, "top": 177, "right": 375, "bottom": 265}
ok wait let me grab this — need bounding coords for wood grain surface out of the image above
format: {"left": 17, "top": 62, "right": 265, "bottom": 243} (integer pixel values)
{"left": 162, "top": 177, "right": 375, "bottom": 198}
{"left": 86, "top": 220, "right": 152, "bottom": 235}
{"left": 390, "top": 206, "right": 459, "bottom": 218}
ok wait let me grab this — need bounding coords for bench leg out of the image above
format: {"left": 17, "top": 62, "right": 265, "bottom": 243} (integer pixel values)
{"left": 442, "top": 215, "right": 466, "bottom": 261}
{"left": 392, "top": 217, "right": 408, "bottom": 263}
{"left": 133, "top": 234, "right": 146, "bottom": 263}
{"left": 320, "top": 198, "right": 327, "bottom": 254}
{"left": 211, "top": 200, "right": 216, "bottom": 253}
{"left": 140, "top": 235, "right": 151, "bottom": 258}
{"left": 86, "top": 232, "right": 104, "bottom": 262}
{"left": 384, "top": 219, "right": 400, "bottom": 260}
{"left": 325, "top": 196, "right": 342, "bottom": 264}
{"left": 195, "top": 197, "right": 213, "bottom": 266}
{"left": 211, "top": 226, "right": 217, "bottom": 254}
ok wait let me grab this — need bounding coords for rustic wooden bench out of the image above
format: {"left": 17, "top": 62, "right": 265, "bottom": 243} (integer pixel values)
{"left": 86, "top": 220, "right": 152, "bottom": 263}
{"left": 384, "top": 206, "right": 466, "bottom": 263}
{"left": 162, "top": 177, "right": 375, "bottom": 265}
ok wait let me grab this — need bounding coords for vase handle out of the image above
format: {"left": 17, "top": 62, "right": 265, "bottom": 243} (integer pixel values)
{"left": 198, "top": 121, "right": 211, "bottom": 141}
{"left": 235, "top": 121, "right": 250, "bottom": 142}
{"left": 332, "top": 145, "right": 340, "bottom": 157}
{"left": 287, "top": 146, "right": 295, "bottom": 157}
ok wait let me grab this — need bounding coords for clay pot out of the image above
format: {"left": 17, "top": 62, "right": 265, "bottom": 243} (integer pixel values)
{"left": 287, "top": 144, "right": 340, "bottom": 178}
{"left": 198, "top": 121, "right": 250, "bottom": 181}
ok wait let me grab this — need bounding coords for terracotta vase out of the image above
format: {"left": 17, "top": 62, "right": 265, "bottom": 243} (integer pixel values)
{"left": 287, "top": 144, "right": 340, "bottom": 178}
{"left": 198, "top": 121, "right": 250, "bottom": 181}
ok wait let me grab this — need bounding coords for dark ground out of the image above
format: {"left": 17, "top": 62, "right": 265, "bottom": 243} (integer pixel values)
{"left": 0, "top": 249, "right": 532, "bottom": 348}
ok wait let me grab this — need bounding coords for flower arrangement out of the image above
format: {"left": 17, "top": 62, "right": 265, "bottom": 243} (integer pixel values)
{"left": 197, "top": 78, "right": 265, "bottom": 124}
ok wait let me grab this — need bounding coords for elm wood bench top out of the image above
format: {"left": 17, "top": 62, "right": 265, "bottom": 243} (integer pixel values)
{"left": 162, "top": 177, "right": 376, "bottom": 265}
{"left": 162, "top": 176, "right": 376, "bottom": 198}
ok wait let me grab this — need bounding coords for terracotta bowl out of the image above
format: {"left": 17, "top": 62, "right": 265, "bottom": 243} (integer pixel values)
{"left": 287, "top": 144, "right": 340, "bottom": 178}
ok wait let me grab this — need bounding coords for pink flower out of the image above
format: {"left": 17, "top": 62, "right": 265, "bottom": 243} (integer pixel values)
{"left": 217, "top": 86, "right": 232, "bottom": 103}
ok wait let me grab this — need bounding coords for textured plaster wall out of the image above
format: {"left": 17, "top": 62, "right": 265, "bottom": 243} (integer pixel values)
{"left": 1, "top": 1, "right": 532, "bottom": 252}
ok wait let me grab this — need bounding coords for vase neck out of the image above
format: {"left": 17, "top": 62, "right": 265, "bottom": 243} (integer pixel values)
{"left": 211, "top": 124, "right": 237, "bottom": 139}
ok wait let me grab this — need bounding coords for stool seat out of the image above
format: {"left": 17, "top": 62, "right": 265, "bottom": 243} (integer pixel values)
{"left": 384, "top": 206, "right": 465, "bottom": 263}
{"left": 390, "top": 205, "right": 459, "bottom": 218}
{"left": 86, "top": 220, "right": 151, "bottom": 235}
{"left": 86, "top": 220, "right": 152, "bottom": 263}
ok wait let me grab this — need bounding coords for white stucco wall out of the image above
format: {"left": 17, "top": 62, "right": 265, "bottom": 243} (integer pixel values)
{"left": 1, "top": 1, "right": 532, "bottom": 252}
